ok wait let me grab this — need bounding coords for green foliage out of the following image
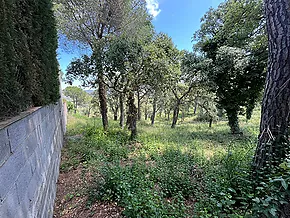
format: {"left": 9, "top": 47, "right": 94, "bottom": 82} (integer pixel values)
{"left": 63, "top": 108, "right": 289, "bottom": 217}
{"left": 63, "top": 86, "right": 88, "bottom": 112}
{"left": 194, "top": 0, "right": 267, "bottom": 133}
{"left": 63, "top": 111, "right": 257, "bottom": 216}
{"left": 0, "top": 0, "right": 59, "bottom": 118}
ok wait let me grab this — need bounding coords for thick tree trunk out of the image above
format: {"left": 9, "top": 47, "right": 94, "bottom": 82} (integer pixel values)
{"left": 127, "top": 91, "right": 137, "bottom": 139}
{"left": 98, "top": 74, "right": 108, "bottom": 131}
{"left": 254, "top": 0, "right": 290, "bottom": 170}
{"left": 226, "top": 109, "right": 240, "bottom": 134}
{"left": 119, "top": 94, "right": 124, "bottom": 129}
{"left": 171, "top": 101, "right": 180, "bottom": 128}
{"left": 151, "top": 97, "right": 157, "bottom": 125}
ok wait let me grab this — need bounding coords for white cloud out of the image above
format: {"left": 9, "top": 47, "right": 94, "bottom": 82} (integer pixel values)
{"left": 146, "top": 0, "right": 161, "bottom": 18}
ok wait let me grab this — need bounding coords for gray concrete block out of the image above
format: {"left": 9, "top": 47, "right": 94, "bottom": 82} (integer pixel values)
{"left": 0, "top": 102, "right": 65, "bottom": 218}
{"left": 0, "top": 128, "right": 11, "bottom": 167}
{"left": 37, "top": 125, "right": 44, "bottom": 147}
{"left": 0, "top": 146, "right": 26, "bottom": 201}
{"left": 7, "top": 118, "right": 28, "bottom": 152}
{"left": 23, "top": 172, "right": 43, "bottom": 218}
{"left": 15, "top": 161, "right": 33, "bottom": 203}
{"left": 23, "top": 130, "right": 38, "bottom": 161}
{"left": 0, "top": 184, "right": 19, "bottom": 218}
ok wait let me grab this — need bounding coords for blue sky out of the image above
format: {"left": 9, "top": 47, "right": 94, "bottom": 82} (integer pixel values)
{"left": 58, "top": 0, "right": 224, "bottom": 88}
{"left": 148, "top": 0, "right": 224, "bottom": 50}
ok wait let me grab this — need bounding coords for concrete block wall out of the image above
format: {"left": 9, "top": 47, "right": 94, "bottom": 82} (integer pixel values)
{"left": 0, "top": 101, "right": 66, "bottom": 218}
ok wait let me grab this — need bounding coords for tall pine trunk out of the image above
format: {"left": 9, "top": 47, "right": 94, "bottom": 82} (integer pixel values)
{"left": 254, "top": 0, "right": 290, "bottom": 170}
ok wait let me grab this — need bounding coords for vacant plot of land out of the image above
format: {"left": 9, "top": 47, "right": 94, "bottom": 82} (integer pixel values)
{"left": 54, "top": 112, "right": 260, "bottom": 217}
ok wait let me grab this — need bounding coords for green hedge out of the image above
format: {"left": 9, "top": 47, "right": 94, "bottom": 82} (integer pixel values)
{"left": 0, "top": 0, "right": 59, "bottom": 119}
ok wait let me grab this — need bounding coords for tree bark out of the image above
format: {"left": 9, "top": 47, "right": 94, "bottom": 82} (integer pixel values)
{"left": 127, "top": 91, "right": 137, "bottom": 139}
{"left": 254, "top": 0, "right": 290, "bottom": 170}
{"left": 98, "top": 73, "right": 108, "bottom": 131}
{"left": 151, "top": 97, "right": 157, "bottom": 125}
{"left": 171, "top": 101, "right": 180, "bottom": 128}
{"left": 119, "top": 93, "right": 124, "bottom": 129}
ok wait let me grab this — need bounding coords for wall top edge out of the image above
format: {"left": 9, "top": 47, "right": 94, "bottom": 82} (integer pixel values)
{"left": 0, "top": 107, "right": 42, "bottom": 131}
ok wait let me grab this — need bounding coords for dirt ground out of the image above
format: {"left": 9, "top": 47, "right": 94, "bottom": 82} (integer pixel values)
{"left": 53, "top": 154, "right": 123, "bottom": 218}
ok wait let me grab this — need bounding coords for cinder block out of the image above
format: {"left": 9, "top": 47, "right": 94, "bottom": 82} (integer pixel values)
{"left": 0, "top": 146, "right": 27, "bottom": 201}
{"left": 24, "top": 172, "right": 44, "bottom": 218}
{"left": 26, "top": 112, "right": 39, "bottom": 136}
{"left": 15, "top": 161, "right": 33, "bottom": 203}
{"left": 7, "top": 118, "right": 28, "bottom": 152}
{"left": 0, "top": 128, "right": 11, "bottom": 167}
{"left": 23, "top": 130, "right": 38, "bottom": 161}
{"left": 0, "top": 103, "right": 65, "bottom": 218}
{"left": 0, "top": 184, "right": 19, "bottom": 218}
{"left": 15, "top": 199, "right": 29, "bottom": 218}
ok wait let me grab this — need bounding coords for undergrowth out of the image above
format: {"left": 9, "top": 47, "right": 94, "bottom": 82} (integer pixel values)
{"left": 60, "top": 110, "right": 290, "bottom": 217}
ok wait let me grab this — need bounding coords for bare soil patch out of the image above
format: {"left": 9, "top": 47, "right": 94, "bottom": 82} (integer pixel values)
{"left": 53, "top": 153, "right": 123, "bottom": 218}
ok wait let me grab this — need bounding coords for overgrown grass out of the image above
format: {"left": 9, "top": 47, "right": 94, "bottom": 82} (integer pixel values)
{"left": 60, "top": 110, "right": 289, "bottom": 217}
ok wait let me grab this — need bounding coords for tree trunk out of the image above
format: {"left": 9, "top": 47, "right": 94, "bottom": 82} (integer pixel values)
{"left": 87, "top": 107, "right": 91, "bottom": 117}
{"left": 144, "top": 100, "right": 148, "bottom": 120}
{"left": 137, "top": 90, "right": 141, "bottom": 121}
{"left": 171, "top": 101, "right": 180, "bottom": 128}
{"left": 119, "top": 94, "right": 124, "bottom": 129}
{"left": 181, "top": 110, "right": 185, "bottom": 121}
{"left": 151, "top": 97, "right": 157, "bottom": 125}
{"left": 209, "top": 118, "right": 213, "bottom": 128}
{"left": 226, "top": 109, "right": 240, "bottom": 134}
{"left": 98, "top": 74, "right": 108, "bottom": 131}
{"left": 113, "top": 110, "right": 118, "bottom": 121}
{"left": 194, "top": 99, "right": 198, "bottom": 115}
{"left": 254, "top": 0, "right": 290, "bottom": 170}
{"left": 74, "top": 99, "right": 77, "bottom": 114}
{"left": 127, "top": 91, "right": 137, "bottom": 139}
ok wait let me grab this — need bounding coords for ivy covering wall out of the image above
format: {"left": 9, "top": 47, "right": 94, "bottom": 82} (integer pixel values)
{"left": 0, "top": 0, "right": 59, "bottom": 118}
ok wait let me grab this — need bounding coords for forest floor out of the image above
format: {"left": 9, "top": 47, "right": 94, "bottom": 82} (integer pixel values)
{"left": 53, "top": 110, "right": 260, "bottom": 217}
